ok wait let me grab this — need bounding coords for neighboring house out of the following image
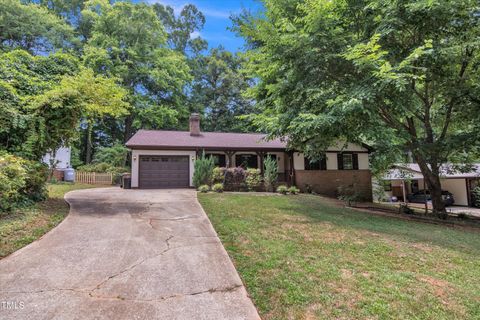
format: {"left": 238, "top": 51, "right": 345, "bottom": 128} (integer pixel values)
{"left": 125, "top": 114, "right": 372, "bottom": 199}
{"left": 42, "top": 147, "right": 71, "bottom": 180}
{"left": 378, "top": 164, "right": 480, "bottom": 206}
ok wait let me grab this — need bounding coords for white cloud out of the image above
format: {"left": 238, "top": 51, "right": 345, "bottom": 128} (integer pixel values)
{"left": 147, "top": 0, "right": 233, "bottom": 19}
{"left": 190, "top": 31, "right": 201, "bottom": 39}
{"left": 200, "top": 8, "right": 231, "bottom": 19}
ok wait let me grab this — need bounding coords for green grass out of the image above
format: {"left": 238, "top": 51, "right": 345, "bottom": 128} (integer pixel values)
{"left": 0, "top": 183, "right": 98, "bottom": 258}
{"left": 199, "top": 193, "right": 480, "bottom": 320}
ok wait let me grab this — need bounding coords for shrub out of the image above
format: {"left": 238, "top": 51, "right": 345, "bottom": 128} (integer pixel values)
{"left": 23, "top": 161, "right": 48, "bottom": 202}
{"left": 93, "top": 144, "right": 129, "bottom": 167}
{"left": 277, "top": 185, "right": 288, "bottom": 195}
{"left": 305, "top": 184, "right": 313, "bottom": 194}
{"left": 212, "top": 183, "right": 224, "bottom": 193}
{"left": 0, "top": 152, "right": 48, "bottom": 211}
{"left": 212, "top": 167, "right": 225, "bottom": 184}
{"left": 337, "top": 184, "right": 363, "bottom": 206}
{"left": 264, "top": 156, "right": 278, "bottom": 192}
{"left": 0, "top": 152, "right": 27, "bottom": 211}
{"left": 198, "top": 184, "right": 210, "bottom": 193}
{"left": 224, "top": 167, "right": 247, "bottom": 191}
{"left": 193, "top": 152, "right": 215, "bottom": 188}
{"left": 400, "top": 204, "right": 414, "bottom": 215}
{"left": 245, "top": 168, "right": 262, "bottom": 191}
{"left": 472, "top": 186, "right": 480, "bottom": 207}
{"left": 288, "top": 186, "right": 300, "bottom": 195}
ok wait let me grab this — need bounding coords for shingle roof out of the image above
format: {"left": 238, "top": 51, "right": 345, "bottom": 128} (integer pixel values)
{"left": 125, "top": 130, "right": 287, "bottom": 150}
{"left": 385, "top": 163, "right": 480, "bottom": 180}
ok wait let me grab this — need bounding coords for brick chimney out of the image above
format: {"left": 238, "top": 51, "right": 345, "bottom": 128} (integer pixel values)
{"left": 189, "top": 113, "right": 200, "bottom": 136}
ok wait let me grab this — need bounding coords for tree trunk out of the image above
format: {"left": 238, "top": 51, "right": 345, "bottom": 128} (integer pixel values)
{"left": 414, "top": 154, "right": 447, "bottom": 218}
{"left": 124, "top": 115, "right": 133, "bottom": 143}
{"left": 427, "top": 177, "right": 447, "bottom": 219}
{"left": 85, "top": 123, "right": 93, "bottom": 164}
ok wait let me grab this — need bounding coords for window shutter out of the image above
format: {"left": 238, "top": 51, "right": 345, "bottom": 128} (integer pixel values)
{"left": 321, "top": 157, "right": 327, "bottom": 170}
{"left": 353, "top": 153, "right": 359, "bottom": 170}
{"left": 337, "top": 153, "right": 343, "bottom": 170}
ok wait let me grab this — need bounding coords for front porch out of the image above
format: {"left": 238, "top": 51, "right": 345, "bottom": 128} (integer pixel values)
{"left": 199, "top": 150, "right": 293, "bottom": 184}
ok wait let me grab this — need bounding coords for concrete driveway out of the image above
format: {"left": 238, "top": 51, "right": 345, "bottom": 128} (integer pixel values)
{"left": 0, "top": 188, "right": 260, "bottom": 320}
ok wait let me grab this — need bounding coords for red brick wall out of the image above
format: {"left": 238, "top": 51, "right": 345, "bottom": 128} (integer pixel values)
{"left": 295, "top": 170, "right": 372, "bottom": 200}
{"left": 50, "top": 169, "right": 64, "bottom": 181}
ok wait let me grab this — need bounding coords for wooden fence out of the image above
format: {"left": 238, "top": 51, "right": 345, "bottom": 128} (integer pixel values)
{"left": 76, "top": 172, "right": 113, "bottom": 185}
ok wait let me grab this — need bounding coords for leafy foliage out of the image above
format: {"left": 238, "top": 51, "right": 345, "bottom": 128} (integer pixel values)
{"left": 198, "top": 184, "right": 210, "bottom": 193}
{"left": 212, "top": 183, "right": 224, "bottom": 193}
{"left": 288, "top": 186, "right": 300, "bottom": 195}
{"left": 190, "top": 47, "right": 256, "bottom": 132}
{"left": 193, "top": 153, "right": 215, "bottom": 188}
{"left": 0, "top": 49, "right": 128, "bottom": 160}
{"left": 153, "top": 3, "right": 207, "bottom": 54}
{"left": 224, "top": 167, "right": 247, "bottom": 191}
{"left": 92, "top": 144, "right": 129, "bottom": 168}
{"left": 276, "top": 185, "right": 288, "bottom": 195}
{"left": 237, "top": 0, "right": 480, "bottom": 214}
{"left": 472, "top": 186, "right": 480, "bottom": 208}
{"left": 83, "top": 1, "right": 191, "bottom": 138}
{"left": 212, "top": 167, "right": 225, "bottom": 184}
{"left": 245, "top": 168, "right": 262, "bottom": 191}
{"left": 0, "top": 151, "right": 47, "bottom": 211}
{"left": 0, "top": 0, "right": 76, "bottom": 52}
{"left": 263, "top": 156, "right": 278, "bottom": 192}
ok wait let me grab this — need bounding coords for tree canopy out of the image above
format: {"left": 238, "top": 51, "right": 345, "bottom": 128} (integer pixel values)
{"left": 0, "top": 0, "right": 76, "bottom": 52}
{"left": 236, "top": 0, "right": 480, "bottom": 215}
{"left": 0, "top": 0, "right": 258, "bottom": 166}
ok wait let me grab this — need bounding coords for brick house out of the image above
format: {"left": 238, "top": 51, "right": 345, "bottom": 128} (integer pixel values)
{"left": 126, "top": 114, "right": 372, "bottom": 199}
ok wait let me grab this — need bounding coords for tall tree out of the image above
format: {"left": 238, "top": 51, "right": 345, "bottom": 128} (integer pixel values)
{"left": 191, "top": 47, "right": 255, "bottom": 132}
{"left": 153, "top": 3, "right": 208, "bottom": 55}
{"left": 0, "top": 49, "right": 128, "bottom": 160}
{"left": 0, "top": 0, "right": 76, "bottom": 52}
{"left": 82, "top": 0, "right": 191, "bottom": 142}
{"left": 237, "top": 0, "right": 480, "bottom": 216}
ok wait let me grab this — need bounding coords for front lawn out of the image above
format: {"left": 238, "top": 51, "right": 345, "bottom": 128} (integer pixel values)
{"left": 199, "top": 193, "right": 480, "bottom": 320}
{"left": 0, "top": 183, "right": 97, "bottom": 258}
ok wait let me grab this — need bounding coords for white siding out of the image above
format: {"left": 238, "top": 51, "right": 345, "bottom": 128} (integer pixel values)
{"left": 329, "top": 141, "right": 368, "bottom": 152}
{"left": 131, "top": 150, "right": 196, "bottom": 188}
{"left": 442, "top": 179, "right": 469, "bottom": 206}
{"left": 293, "top": 153, "right": 305, "bottom": 170}
{"left": 42, "top": 147, "right": 71, "bottom": 169}
{"left": 326, "top": 152, "right": 337, "bottom": 170}
{"left": 358, "top": 153, "right": 369, "bottom": 170}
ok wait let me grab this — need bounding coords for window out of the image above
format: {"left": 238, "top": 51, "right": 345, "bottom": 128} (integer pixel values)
{"left": 337, "top": 153, "right": 359, "bottom": 170}
{"left": 206, "top": 154, "right": 226, "bottom": 167}
{"left": 343, "top": 154, "right": 353, "bottom": 170}
{"left": 235, "top": 154, "right": 258, "bottom": 168}
{"left": 304, "top": 156, "right": 326, "bottom": 170}
{"left": 383, "top": 181, "right": 392, "bottom": 191}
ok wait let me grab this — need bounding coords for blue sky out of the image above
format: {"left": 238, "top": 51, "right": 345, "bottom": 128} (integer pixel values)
{"left": 144, "top": 0, "right": 263, "bottom": 52}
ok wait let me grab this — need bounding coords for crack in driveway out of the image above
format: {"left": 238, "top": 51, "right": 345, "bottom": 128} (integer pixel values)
{"left": 0, "top": 188, "right": 260, "bottom": 319}
{"left": 1, "top": 284, "right": 244, "bottom": 304}
{"left": 89, "top": 239, "right": 219, "bottom": 298}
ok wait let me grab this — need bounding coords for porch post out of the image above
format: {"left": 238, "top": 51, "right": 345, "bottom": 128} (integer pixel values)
{"left": 289, "top": 151, "right": 295, "bottom": 186}
{"left": 402, "top": 179, "right": 406, "bottom": 204}
{"left": 225, "top": 151, "right": 235, "bottom": 168}
{"left": 256, "top": 151, "right": 266, "bottom": 174}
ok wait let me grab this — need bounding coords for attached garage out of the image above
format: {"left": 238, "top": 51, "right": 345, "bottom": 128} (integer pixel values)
{"left": 139, "top": 155, "right": 189, "bottom": 189}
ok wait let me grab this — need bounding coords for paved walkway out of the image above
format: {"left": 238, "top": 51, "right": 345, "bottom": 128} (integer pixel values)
{"left": 0, "top": 188, "right": 260, "bottom": 319}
